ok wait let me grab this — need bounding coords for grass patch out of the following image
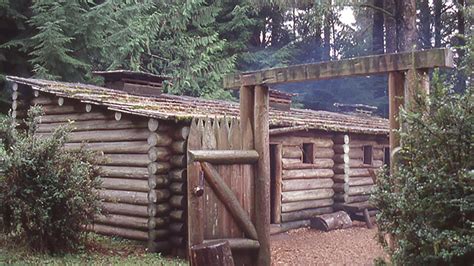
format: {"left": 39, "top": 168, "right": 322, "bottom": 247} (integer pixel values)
{"left": 0, "top": 233, "right": 186, "bottom": 265}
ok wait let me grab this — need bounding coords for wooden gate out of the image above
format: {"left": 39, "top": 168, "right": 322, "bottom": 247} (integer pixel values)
{"left": 187, "top": 117, "right": 261, "bottom": 264}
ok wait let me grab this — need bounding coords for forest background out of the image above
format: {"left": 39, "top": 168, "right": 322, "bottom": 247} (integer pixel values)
{"left": 0, "top": 0, "right": 470, "bottom": 117}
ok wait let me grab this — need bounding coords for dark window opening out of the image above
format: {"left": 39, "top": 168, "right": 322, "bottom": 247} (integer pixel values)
{"left": 383, "top": 147, "right": 390, "bottom": 166}
{"left": 363, "top": 145, "right": 373, "bottom": 165}
{"left": 269, "top": 144, "right": 278, "bottom": 224}
{"left": 302, "top": 143, "right": 314, "bottom": 164}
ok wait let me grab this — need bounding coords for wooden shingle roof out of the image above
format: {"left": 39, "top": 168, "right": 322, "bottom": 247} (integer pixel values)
{"left": 7, "top": 76, "right": 389, "bottom": 135}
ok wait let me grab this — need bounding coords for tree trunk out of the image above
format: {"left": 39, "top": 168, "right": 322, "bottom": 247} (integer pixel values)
{"left": 456, "top": 0, "right": 466, "bottom": 92}
{"left": 419, "top": 0, "right": 431, "bottom": 49}
{"left": 384, "top": 0, "right": 397, "bottom": 53}
{"left": 323, "top": 4, "right": 331, "bottom": 60}
{"left": 398, "top": 0, "right": 417, "bottom": 52}
{"left": 433, "top": 0, "right": 442, "bottom": 48}
{"left": 373, "top": 0, "right": 385, "bottom": 54}
{"left": 190, "top": 240, "right": 235, "bottom": 266}
{"left": 310, "top": 211, "right": 352, "bottom": 231}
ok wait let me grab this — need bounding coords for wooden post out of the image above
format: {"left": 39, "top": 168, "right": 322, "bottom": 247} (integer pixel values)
{"left": 253, "top": 85, "right": 271, "bottom": 266}
{"left": 272, "top": 144, "right": 282, "bottom": 224}
{"left": 190, "top": 240, "right": 235, "bottom": 266}
{"left": 388, "top": 71, "right": 404, "bottom": 172}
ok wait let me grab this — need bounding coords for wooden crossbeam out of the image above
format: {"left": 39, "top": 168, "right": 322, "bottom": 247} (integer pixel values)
{"left": 188, "top": 150, "right": 259, "bottom": 164}
{"left": 223, "top": 48, "right": 454, "bottom": 88}
{"left": 200, "top": 162, "right": 259, "bottom": 241}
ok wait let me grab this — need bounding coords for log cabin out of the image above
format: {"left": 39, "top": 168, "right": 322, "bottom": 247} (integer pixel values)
{"left": 6, "top": 71, "right": 389, "bottom": 254}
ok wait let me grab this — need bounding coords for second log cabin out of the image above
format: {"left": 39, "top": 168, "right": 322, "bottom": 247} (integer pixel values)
{"left": 7, "top": 71, "right": 389, "bottom": 254}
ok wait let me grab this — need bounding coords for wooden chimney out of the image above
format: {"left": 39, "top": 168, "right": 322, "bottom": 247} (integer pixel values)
{"left": 93, "top": 70, "right": 170, "bottom": 97}
{"left": 269, "top": 89, "right": 295, "bottom": 111}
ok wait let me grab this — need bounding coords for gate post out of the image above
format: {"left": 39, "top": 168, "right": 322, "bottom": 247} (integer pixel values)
{"left": 240, "top": 84, "right": 271, "bottom": 265}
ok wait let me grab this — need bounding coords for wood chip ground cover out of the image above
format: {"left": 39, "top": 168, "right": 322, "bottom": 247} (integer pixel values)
{"left": 271, "top": 222, "right": 388, "bottom": 265}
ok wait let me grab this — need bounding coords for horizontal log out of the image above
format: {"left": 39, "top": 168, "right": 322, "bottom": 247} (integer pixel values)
{"left": 147, "top": 203, "right": 172, "bottom": 217}
{"left": 37, "top": 119, "right": 147, "bottom": 133}
{"left": 188, "top": 150, "right": 259, "bottom": 164}
{"left": 281, "top": 158, "right": 300, "bottom": 166}
{"left": 170, "top": 155, "right": 186, "bottom": 167}
{"left": 64, "top": 141, "right": 150, "bottom": 154}
{"left": 147, "top": 162, "right": 171, "bottom": 175}
{"left": 91, "top": 223, "right": 148, "bottom": 241}
{"left": 270, "top": 136, "right": 334, "bottom": 147}
{"left": 333, "top": 164, "right": 350, "bottom": 175}
{"left": 148, "top": 217, "right": 168, "bottom": 230}
{"left": 333, "top": 154, "right": 349, "bottom": 164}
{"left": 224, "top": 48, "right": 454, "bottom": 88}
{"left": 148, "top": 175, "right": 169, "bottom": 189}
{"left": 349, "top": 168, "right": 371, "bottom": 177}
{"left": 281, "top": 189, "right": 334, "bottom": 203}
{"left": 99, "top": 189, "right": 148, "bottom": 205}
{"left": 31, "top": 96, "right": 55, "bottom": 105}
{"left": 270, "top": 220, "right": 311, "bottom": 235}
{"left": 314, "top": 147, "right": 335, "bottom": 158}
{"left": 334, "top": 145, "right": 349, "bottom": 154}
{"left": 100, "top": 178, "right": 149, "bottom": 192}
{"left": 169, "top": 223, "right": 185, "bottom": 234}
{"left": 333, "top": 134, "right": 349, "bottom": 144}
{"left": 282, "top": 146, "right": 302, "bottom": 159}
{"left": 170, "top": 195, "right": 185, "bottom": 208}
{"left": 101, "top": 166, "right": 149, "bottom": 179}
{"left": 170, "top": 210, "right": 184, "bottom": 221}
{"left": 100, "top": 154, "right": 149, "bottom": 167}
{"left": 310, "top": 211, "right": 352, "bottom": 232}
{"left": 348, "top": 177, "right": 374, "bottom": 186}
{"left": 172, "top": 126, "right": 190, "bottom": 140}
{"left": 148, "top": 189, "right": 171, "bottom": 203}
{"left": 372, "top": 160, "right": 384, "bottom": 167}
{"left": 102, "top": 202, "right": 148, "bottom": 217}
{"left": 41, "top": 104, "right": 85, "bottom": 115}
{"left": 282, "top": 168, "right": 334, "bottom": 179}
{"left": 39, "top": 129, "right": 149, "bottom": 143}
{"left": 39, "top": 112, "right": 114, "bottom": 123}
{"left": 333, "top": 182, "right": 349, "bottom": 193}
{"left": 283, "top": 159, "right": 334, "bottom": 170}
{"left": 170, "top": 140, "right": 186, "bottom": 154}
{"left": 334, "top": 194, "right": 370, "bottom": 203}
{"left": 348, "top": 185, "right": 374, "bottom": 196}
{"left": 203, "top": 239, "right": 260, "bottom": 250}
{"left": 281, "top": 198, "right": 334, "bottom": 212}
{"left": 333, "top": 174, "right": 349, "bottom": 183}
{"left": 349, "top": 149, "right": 364, "bottom": 160}
{"left": 169, "top": 169, "right": 186, "bottom": 182}
{"left": 169, "top": 182, "right": 186, "bottom": 194}
{"left": 148, "top": 147, "right": 170, "bottom": 162}
{"left": 280, "top": 207, "right": 334, "bottom": 222}
{"left": 282, "top": 178, "right": 334, "bottom": 191}
{"left": 147, "top": 132, "right": 173, "bottom": 147}
{"left": 95, "top": 214, "right": 148, "bottom": 230}
{"left": 148, "top": 229, "right": 170, "bottom": 241}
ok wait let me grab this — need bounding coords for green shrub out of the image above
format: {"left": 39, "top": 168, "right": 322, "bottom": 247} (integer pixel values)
{"left": 0, "top": 107, "right": 102, "bottom": 253}
{"left": 371, "top": 79, "right": 474, "bottom": 264}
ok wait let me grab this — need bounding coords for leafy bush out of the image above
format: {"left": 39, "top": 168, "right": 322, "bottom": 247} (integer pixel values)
{"left": 0, "top": 107, "right": 102, "bottom": 253}
{"left": 372, "top": 79, "right": 474, "bottom": 264}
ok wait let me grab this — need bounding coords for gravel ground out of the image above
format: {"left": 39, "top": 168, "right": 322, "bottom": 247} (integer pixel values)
{"left": 271, "top": 222, "right": 387, "bottom": 265}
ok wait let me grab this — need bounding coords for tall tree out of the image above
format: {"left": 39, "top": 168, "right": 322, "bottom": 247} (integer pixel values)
{"left": 372, "top": 0, "right": 385, "bottom": 54}
{"left": 433, "top": 0, "right": 443, "bottom": 48}
{"left": 398, "top": 0, "right": 417, "bottom": 52}
{"left": 419, "top": 0, "right": 431, "bottom": 49}
{"left": 384, "top": 0, "right": 397, "bottom": 53}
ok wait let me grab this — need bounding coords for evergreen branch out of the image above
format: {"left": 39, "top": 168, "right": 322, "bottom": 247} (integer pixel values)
{"left": 347, "top": 3, "right": 394, "bottom": 18}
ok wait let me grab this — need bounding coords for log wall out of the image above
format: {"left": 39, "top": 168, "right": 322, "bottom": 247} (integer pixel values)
{"left": 332, "top": 133, "right": 389, "bottom": 207}
{"left": 22, "top": 91, "right": 188, "bottom": 254}
{"left": 270, "top": 133, "right": 335, "bottom": 227}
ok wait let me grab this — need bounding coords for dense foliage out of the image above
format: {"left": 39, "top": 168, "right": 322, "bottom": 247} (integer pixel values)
{"left": 372, "top": 80, "right": 474, "bottom": 264}
{"left": 0, "top": 1, "right": 469, "bottom": 113}
{"left": 0, "top": 107, "right": 102, "bottom": 253}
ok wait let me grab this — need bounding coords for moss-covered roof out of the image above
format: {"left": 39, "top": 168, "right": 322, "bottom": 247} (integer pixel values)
{"left": 7, "top": 76, "right": 389, "bottom": 135}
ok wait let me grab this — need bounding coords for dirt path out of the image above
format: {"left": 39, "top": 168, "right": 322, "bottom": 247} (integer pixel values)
{"left": 271, "top": 222, "right": 387, "bottom": 265}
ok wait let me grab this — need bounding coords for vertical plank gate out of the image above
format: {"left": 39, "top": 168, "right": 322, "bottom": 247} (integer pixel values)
{"left": 187, "top": 117, "right": 261, "bottom": 264}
